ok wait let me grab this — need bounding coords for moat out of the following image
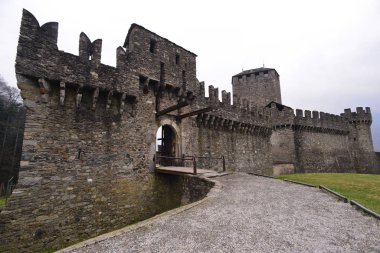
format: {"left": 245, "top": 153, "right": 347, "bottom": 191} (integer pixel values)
{"left": 1, "top": 173, "right": 214, "bottom": 252}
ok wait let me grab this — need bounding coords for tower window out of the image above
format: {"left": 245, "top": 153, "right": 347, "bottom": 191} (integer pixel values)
{"left": 160, "top": 62, "right": 165, "bottom": 86}
{"left": 175, "top": 54, "right": 180, "bottom": 65}
{"left": 150, "top": 39, "right": 157, "bottom": 53}
{"left": 182, "top": 70, "right": 186, "bottom": 90}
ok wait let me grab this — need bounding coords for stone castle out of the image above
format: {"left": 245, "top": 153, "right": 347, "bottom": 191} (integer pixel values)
{"left": 0, "top": 9, "right": 379, "bottom": 252}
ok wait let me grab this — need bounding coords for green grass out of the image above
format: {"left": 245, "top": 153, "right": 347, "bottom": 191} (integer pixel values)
{"left": 276, "top": 173, "right": 380, "bottom": 214}
{"left": 0, "top": 197, "right": 5, "bottom": 209}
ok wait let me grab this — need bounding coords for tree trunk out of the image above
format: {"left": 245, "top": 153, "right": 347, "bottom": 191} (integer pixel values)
{"left": 0, "top": 114, "right": 9, "bottom": 165}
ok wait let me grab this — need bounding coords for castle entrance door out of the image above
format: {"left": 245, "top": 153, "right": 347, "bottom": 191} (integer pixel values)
{"left": 156, "top": 125, "right": 178, "bottom": 166}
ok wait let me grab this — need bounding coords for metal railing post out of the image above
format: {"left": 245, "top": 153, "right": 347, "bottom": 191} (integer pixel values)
{"left": 222, "top": 155, "right": 226, "bottom": 171}
{"left": 193, "top": 156, "right": 197, "bottom": 175}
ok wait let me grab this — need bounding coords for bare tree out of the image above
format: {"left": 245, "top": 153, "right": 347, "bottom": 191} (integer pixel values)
{"left": 0, "top": 75, "right": 24, "bottom": 196}
{"left": 0, "top": 76, "right": 21, "bottom": 108}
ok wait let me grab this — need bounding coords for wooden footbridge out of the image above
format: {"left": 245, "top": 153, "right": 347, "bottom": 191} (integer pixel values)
{"left": 154, "top": 155, "right": 226, "bottom": 176}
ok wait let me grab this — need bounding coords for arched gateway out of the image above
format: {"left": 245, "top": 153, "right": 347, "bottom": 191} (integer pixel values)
{"left": 155, "top": 119, "right": 181, "bottom": 166}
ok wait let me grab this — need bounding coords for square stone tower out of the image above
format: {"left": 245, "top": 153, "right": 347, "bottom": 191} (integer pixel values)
{"left": 232, "top": 67, "right": 281, "bottom": 108}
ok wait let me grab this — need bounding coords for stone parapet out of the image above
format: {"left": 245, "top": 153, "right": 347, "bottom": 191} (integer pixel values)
{"left": 294, "top": 109, "right": 349, "bottom": 134}
{"left": 195, "top": 81, "right": 271, "bottom": 134}
{"left": 341, "top": 107, "right": 372, "bottom": 124}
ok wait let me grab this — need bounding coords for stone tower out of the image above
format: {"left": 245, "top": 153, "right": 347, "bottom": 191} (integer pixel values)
{"left": 232, "top": 67, "right": 281, "bottom": 108}
{"left": 341, "top": 107, "right": 379, "bottom": 173}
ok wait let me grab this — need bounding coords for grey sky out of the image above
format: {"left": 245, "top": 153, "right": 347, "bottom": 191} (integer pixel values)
{"left": 1, "top": 0, "right": 379, "bottom": 150}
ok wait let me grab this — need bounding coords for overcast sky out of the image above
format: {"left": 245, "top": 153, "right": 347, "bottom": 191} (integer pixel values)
{"left": 0, "top": 0, "right": 379, "bottom": 150}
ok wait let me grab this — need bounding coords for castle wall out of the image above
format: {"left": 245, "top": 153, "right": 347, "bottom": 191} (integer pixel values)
{"left": 266, "top": 102, "right": 296, "bottom": 175}
{"left": 292, "top": 109, "right": 354, "bottom": 173}
{"left": 188, "top": 122, "right": 273, "bottom": 175}
{"left": 0, "top": 74, "right": 183, "bottom": 252}
{"left": 294, "top": 130, "right": 354, "bottom": 173}
{"left": 0, "top": 10, "right": 195, "bottom": 252}
{"left": 1, "top": 10, "right": 275, "bottom": 252}
{"left": 270, "top": 128, "right": 296, "bottom": 175}
{"left": 179, "top": 83, "right": 273, "bottom": 175}
{"left": 2, "top": 8, "right": 379, "bottom": 253}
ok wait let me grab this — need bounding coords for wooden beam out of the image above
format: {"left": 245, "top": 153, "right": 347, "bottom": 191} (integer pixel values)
{"left": 156, "top": 101, "right": 189, "bottom": 117}
{"left": 176, "top": 107, "right": 213, "bottom": 120}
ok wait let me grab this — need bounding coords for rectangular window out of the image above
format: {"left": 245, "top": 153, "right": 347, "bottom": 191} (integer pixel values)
{"left": 150, "top": 39, "right": 157, "bottom": 53}
{"left": 182, "top": 70, "right": 186, "bottom": 90}
{"left": 175, "top": 54, "right": 180, "bottom": 65}
{"left": 160, "top": 62, "right": 165, "bottom": 86}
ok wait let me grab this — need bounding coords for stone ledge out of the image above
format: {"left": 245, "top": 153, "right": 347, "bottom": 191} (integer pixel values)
{"left": 350, "top": 200, "right": 380, "bottom": 220}
{"left": 319, "top": 185, "right": 348, "bottom": 203}
{"left": 247, "top": 172, "right": 275, "bottom": 179}
{"left": 282, "top": 179, "right": 316, "bottom": 188}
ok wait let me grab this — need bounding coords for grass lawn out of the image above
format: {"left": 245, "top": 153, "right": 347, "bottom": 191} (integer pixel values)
{"left": 0, "top": 197, "right": 5, "bottom": 210}
{"left": 276, "top": 173, "right": 380, "bottom": 214}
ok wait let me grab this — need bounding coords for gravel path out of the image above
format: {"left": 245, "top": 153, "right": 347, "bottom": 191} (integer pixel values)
{"left": 66, "top": 173, "right": 380, "bottom": 253}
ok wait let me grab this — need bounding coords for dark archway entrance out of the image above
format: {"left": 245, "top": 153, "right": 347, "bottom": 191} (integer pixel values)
{"left": 156, "top": 125, "right": 177, "bottom": 166}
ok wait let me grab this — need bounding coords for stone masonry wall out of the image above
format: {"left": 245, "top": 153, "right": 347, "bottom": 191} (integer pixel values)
{"left": 0, "top": 70, "right": 161, "bottom": 252}
{"left": 293, "top": 109, "right": 354, "bottom": 173}
{"left": 270, "top": 128, "right": 296, "bottom": 175}
{"left": 294, "top": 130, "right": 354, "bottom": 173}
{"left": 266, "top": 102, "right": 296, "bottom": 175}
{"left": 180, "top": 83, "right": 273, "bottom": 175}
{"left": 191, "top": 123, "right": 272, "bottom": 175}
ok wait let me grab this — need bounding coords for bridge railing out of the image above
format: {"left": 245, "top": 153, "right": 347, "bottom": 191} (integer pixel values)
{"left": 183, "top": 155, "right": 226, "bottom": 172}
{"left": 155, "top": 155, "right": 197, "bottom": 175}
{"left": 154, "top": 154, "right": 227, "bottom": 175}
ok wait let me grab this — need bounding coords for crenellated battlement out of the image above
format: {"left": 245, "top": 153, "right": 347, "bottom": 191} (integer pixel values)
{"left": 195, "top": 112, "right": 271, "bottom": 137}
{"left": 232, "top": 68, "right": 279, "bottom": 82}
{"left": 18, "top": 9, "right": 58, "bottom": 48}
{"left": 195, "top": 81, "right": 271, "bottom": 132}
{"left": 265, "top": 101, "right": 350, "bottom": 134}
{"left": 14, "top": 9, "right": 377, "bottom": 169}
{"left": 16, "top": 9, "right": 200, "bottom": 102}
{"left": 208, "top": 85, "right": 219, "bottom": 103}
{"left": 265, "top": 102, "right": 294, "bottom": 127}
{"left": 341, "top": 107, "right": 372, "bottom": 124}
{"left": 221, "top": 90, "right": 231, "bottom": 105}
{"left": 294, "top": 109, "right": 349, "bottom": 134}
{"left": 79, "top": 32, "right": 102, "bottom": 64}
{"left": 16, "top": 9, "right": 134, "bottom": 99}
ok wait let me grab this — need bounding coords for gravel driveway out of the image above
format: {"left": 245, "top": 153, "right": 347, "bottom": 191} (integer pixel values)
{"left": 64, "top": 173, "right": 380, "bottom": 253}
